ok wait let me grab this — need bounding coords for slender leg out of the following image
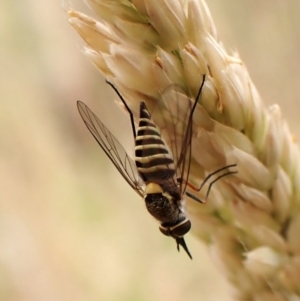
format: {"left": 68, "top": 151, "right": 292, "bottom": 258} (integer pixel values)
{"left": 185, "top": 164, "right": 238, "bottom": 203}
{"left": 106, "top": 80, "right": 136, "bottom": 139}
{"left": 191, "top": 74, "right": 206, "bottom": 115}
{"left": 178, "top": 74, "right": 206, "bottom": 187}
{"left": 204, "top": 169, "right": 238, "bottom": 200}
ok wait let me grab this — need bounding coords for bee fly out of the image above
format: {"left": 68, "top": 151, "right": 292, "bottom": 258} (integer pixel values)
{"left": 77, "top": 75, "right": 237, "bottom": 259}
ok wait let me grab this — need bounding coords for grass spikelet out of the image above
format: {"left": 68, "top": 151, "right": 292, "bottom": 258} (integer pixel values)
{"left": 68, "top": 0, "right": 300, "bottom": 299}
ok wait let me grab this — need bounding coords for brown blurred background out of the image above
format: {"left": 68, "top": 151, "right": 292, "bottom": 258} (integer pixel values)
{"left": 1, "top": 1, "right": 299, "bottom": 300}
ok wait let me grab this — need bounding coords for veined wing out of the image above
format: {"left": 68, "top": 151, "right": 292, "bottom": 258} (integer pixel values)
{"left": 77, "top": 101, "right": 144, "bottom": 198}
{"left": 151, "top": 76, "right": 205, "bottom": 195}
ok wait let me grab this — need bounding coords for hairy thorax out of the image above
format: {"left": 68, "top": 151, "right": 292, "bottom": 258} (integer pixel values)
{"left": 144, "top": 192, "right": 181, "bottom": 223}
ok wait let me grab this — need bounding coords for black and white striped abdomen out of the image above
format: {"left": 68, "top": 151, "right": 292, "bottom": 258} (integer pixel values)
{"left": 135, "top": 102, "right": 175, "bottom": 183}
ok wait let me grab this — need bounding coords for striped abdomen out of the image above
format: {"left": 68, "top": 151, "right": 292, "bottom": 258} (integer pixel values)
{"left": 135, "top": 102, "right": 175, "bottom": 183}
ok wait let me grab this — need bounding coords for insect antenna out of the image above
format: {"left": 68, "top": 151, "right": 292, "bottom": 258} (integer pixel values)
{"left": 185, "top": 164, "right": 238, "bottom": 203}
{"left": 106, "top": 80, "right": 136, "bottom": 139}
{"left": 176, "top": 237, "right": 193, "bottom": 260}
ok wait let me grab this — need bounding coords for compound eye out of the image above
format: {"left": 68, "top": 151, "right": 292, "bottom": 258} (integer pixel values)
{"left": 159, "top": 225, "right": 170, "bottom": 237}
{"left": 159, "top": 220, "right": 191, "bottom": 238}
{"left": 171, "top": 220, "right": 191, "bottom": 237}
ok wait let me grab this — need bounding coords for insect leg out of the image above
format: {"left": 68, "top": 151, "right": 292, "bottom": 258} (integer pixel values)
{"left": 176, "top": 74, "right": 206, "bottom": 188}
{"left": 106, "top": 80, "right": 136, "bottom": 139}
{"left": 185, "top": 164, "right": 238, "bottom": 203}
{"left": 190, "top": 74, "right": 206, "bottom": 116}
{"left": 203, "top": 167, "right": 238, "bottom": 200}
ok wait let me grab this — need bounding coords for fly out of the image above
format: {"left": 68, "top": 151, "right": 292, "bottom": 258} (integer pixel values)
{"left": 77, "top": 75, "right": 237, "bottom": 259}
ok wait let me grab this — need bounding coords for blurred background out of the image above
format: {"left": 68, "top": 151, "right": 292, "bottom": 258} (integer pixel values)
{"left": 1, "top": 0, "right": 299, "bottom": 300}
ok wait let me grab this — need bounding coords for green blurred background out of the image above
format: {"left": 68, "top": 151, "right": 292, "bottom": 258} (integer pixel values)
{"left": 1, "top": 1, "right": 299, "bottom": 300}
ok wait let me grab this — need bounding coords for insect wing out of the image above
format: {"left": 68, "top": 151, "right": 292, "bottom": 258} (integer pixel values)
{"left": 151, "top": 86, "right": 195, "bottom": 195}
{"left": 77, "top": 101, "right": 144, "bottom": 197}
